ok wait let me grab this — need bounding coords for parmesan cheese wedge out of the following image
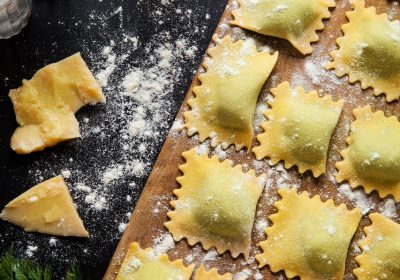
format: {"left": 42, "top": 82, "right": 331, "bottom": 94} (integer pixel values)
{"left": 0, "top": 176, "right": 89, "bottom": 237}
{"left": 9, "top": 53, "right": 105, "bottom": 154}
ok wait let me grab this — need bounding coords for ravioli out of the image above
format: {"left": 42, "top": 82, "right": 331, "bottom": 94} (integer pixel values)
{"left": 165, "top": 147, "right": 265, "bottom": 259}
{"left": 184, "top": 35, "right": 278, "bottom": 150}
{"left": 116, "top": 242, "right": 194, "bottom": 280}
{"left": 354, "top": 213, "right": 400, "bottom": 280}
{"left": 231, "top": 0, "right": 336, "bottom": 54}
{"left": 326, "top": 0, "right": 400, "bottom": 101}
{"left": 253, "top": 82, "right": 343, "bottom": 177}
{"left": 194, "top": 265, "right": 232, "bottom": 280}
{"left": 256, "top": 188, "right": 362, "bottom": 280}
{"left": 336, "top": 106, "right": 400, "bottom": 201}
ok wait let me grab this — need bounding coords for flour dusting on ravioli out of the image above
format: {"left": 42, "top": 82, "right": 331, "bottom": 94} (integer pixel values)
{"left": 232, "top": 0, "right": 335, "bottom": 54}
{"left": 165, "top": 147, "right": 266, "bottom": 259}
{"left": 354, "top": 213, "right": 400, "bottom": 280}
{"left": 253, "top": 81, "right": 343, "bottom": 177}
{"left": 184, "top": 35, "right": 278, "bottom": 151}
{"left": 256, "top": 188, "right": 361, "bottom": 280}
{"left": 327, "top": 0, "right": 400, "bottom": 101}
{"left": 336, "top": 106, "right": 400, "bottom": 202}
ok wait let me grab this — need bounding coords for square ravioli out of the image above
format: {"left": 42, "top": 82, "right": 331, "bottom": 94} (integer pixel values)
{"left": 354, "top": 213, "right": 400, "bottom": 280}
{"left": 256, "top": 188, "right": 362, "bottom": 280}
{"left": 165, "top": 147, "right": 266, "bottom": 259}
{"left": 326, "top": 0, "right": 400, "bottom": 102}
{"left": 336, "top": 106, "right": 400, "bottom": 202}
{"left": 231, "top": 0, "right": 335, "bottom": 54}
{"left": 184, "top": 35, "right": 278, "bottom": 151}
{"left": 116, "top": 242, "right": 194, "bottom": 280}
{"left": 253, "top": 81, "right": 343, "bottom": 177}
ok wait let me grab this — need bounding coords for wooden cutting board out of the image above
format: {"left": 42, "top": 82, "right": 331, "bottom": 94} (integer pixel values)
{"left": 104, "top": 1, "right": 400, "bottom": 279}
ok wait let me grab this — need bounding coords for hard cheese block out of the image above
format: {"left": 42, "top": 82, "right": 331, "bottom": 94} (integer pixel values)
{"left": 0, "top": 175, "right": 89, "bottom": 237}
{"left": 9, "top": 52, "right": 106, "bottom": 154}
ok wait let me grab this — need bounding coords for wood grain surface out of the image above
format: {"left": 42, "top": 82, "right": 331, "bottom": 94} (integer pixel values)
{"left": 104, "top": 1, "right": 400, "bottom": 279}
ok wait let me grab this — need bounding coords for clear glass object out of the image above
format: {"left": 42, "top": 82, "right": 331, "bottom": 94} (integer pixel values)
{"left": 0, "top": 0, "right": 32, "bottom": 39}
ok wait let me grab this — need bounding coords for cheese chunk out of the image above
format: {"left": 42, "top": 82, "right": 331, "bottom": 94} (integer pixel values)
{"left": 9, "top": 53, "right": 105, "bottom": 154}
{"left": 0, "top": 176, "right": 89, "bottom": 237}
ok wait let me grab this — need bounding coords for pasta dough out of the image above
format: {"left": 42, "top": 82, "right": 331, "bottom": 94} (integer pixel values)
{"left": 165, "top": 148, "right": 266, "bottom": 259}
{"left": 116, "top": 242, "right": 194, "bottom": 280}
{"left": 184, "top": 35, "right": 278, "bottom": 150}
{"left": 354, "top": 213, "right": 400, "bottom": 280}
{"left": 336, "top": 106, "right": 400, "bottom": 201}
{"left": 194, "top": 265, "right": 232, "bottom": 280}
{"left": 253, "top": 82, "right": 343, "bottom": 177}
{"left": 326, "top": 0, "right": 400, "bottom": 101}
{"left": 256, "top": 188, "right": 361, "bottom": 280}
{"left": 232, "top": 0, "right": 336, "bottom": 54}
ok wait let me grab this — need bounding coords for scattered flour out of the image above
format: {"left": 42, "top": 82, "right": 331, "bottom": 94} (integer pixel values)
{"left": 26, "top": 245, "right": 38, "bottom": 257}
{"left": 235, "top": 269, "right": 252, "bottom": 280}
{"left": 380, "top": 198, "right": 398, "bottom": 219}
{"left": 196, "top": 142, "right": 210, "bottom": 155}
{"left": 118, "top": 223, "right": 127, "bottom": 233}
{"left": 61, "top": 170, "right": 71, "bottom": 179}
{"left": 153, "top": 233, "right": 175, "bottom": 255}
{"left": 161, "top": 0, "right": 175, "bottom": 5}
{"left": 96, "top": 44, "right": 117, "bottom": 87}
{"left": 338, "top": 183, "right": 374, "bottom": 215}
{"left": 184, "top": 253, "right": 194, "bottom": 263}
{"left": 49, "top": 238, "right": 57, "bottom": 246}
{"left": 84, "top": 192, "right": 108, "bottom": 211}
{"left": 201, "top": 249, "right": 218, "bottom": 261}
{"left": 75, "top": 183, "right": 92, "bottom": 193}
{"left": 255, "top": 218, "right": 269, "bottom": 237}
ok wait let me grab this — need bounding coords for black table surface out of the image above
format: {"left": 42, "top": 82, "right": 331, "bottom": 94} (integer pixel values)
{"left": 0, "top": 1, "right": 227, "bottom": 279}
